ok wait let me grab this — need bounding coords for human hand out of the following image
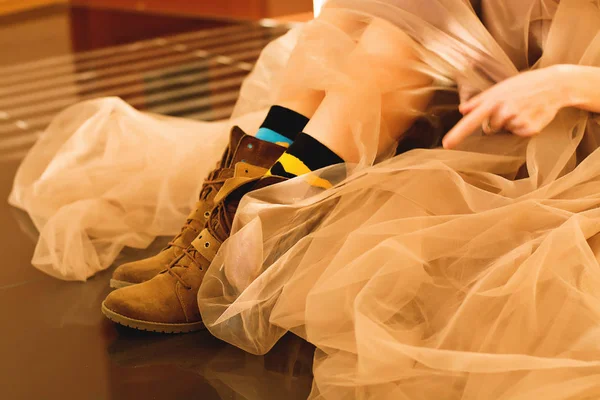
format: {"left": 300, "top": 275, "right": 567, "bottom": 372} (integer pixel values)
{"left": 442, "top": 65, "right": 570, "bottom": 149}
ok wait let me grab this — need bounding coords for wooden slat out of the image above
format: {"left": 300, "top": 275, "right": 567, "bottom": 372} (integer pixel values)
{"left": 0, "top": 22, "right": 288, "bottom": 160}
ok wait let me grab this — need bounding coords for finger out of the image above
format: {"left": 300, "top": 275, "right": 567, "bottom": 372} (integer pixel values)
{"left": 510, "top": 119, "right": 538, "bottom": 137}
{"left": 443, "top": 101, "right": 495, "bottom": 149}
{"left": 511, "top": 127, "right": 539, "bottom": 137}
{"left": 506, "top": 112, "right": 545, "bottom": 137}
{"left": 505, "top": 118, "right": 526, "bottom": 134}
{"left": 459, "top": 83, "right": 501, "bottom": 114}
{"left": 459, "top": 93, "right": 486, "bottom": 114}
{"left": 482, "top": 118, "right": 494, "bottom": 135}
{"left": 488, "top": 105, "right": 515, "bottom": 133}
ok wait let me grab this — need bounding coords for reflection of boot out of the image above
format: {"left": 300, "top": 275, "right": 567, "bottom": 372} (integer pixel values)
{"left": 108, "top": 329, "right": 225, "bottom": 368}
{"left": 108, "top": 329, "right": 312, "bottom": 372}
{"left": 102, "top": 132, "right": 289, "bottom": 333}
{"left": 199, "top": 334, "right": 315, "bottom": 400}
{"left": 110, "top": 126, "right": 285, "bottom": 289}
{"left": 107, "top": 330, "right": 314, "bottom": 400}
{"left": 107, "top": 329, "right": 225, "bottom": 400}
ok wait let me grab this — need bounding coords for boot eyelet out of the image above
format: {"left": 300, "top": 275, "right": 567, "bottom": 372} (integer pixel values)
{"left": 244, "top": 169, "right": 249, "bottom": 174}
{"left": 247, "top": 143, "right": 253, "bottom": 149}
{"left": 204, "top": 211, "right": 210, "bottom": 218}
{"left": 204, "top": 242, "right": 210, "bottom": 248}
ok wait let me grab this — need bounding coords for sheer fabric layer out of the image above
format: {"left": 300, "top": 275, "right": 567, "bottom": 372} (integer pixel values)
{"left": 10, "top": 0, "right": 600, "bottom": 398}
{"left": 9, "top": 29, "right": 302, "bottom": 280}
{"left": 197, "top": 1, "right": 600, "bottom": 399}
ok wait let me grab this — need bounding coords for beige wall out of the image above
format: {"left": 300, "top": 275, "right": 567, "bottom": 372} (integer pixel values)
{"left": 266, "top": 0, "right": 313, "bottom": 17}
{"left": 71, "top": 0, "right": 313, "bottom": 19}
{"left": 0, "top": 0, "right": 67, "bottom": 16}
{"left": 0, "top": 3, "right": 72, "bottom": 65}
{"left": 0, "top": 0, "right": 314, "bottom": 18}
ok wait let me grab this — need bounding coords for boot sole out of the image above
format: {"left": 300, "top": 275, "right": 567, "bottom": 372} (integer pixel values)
{"left": 101, "top": 302, "right": 205, "bottom": 334}
{"left": 109, "top": 279, "right": 135, "bottom": 289}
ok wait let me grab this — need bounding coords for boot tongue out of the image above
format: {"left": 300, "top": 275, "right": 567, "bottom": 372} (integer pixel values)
{"left": 226, "top": 125, "right": 287, "bottom": 170}
{"left": 224, "top": 126, "right": 247, "bottom": 167}
{"left": 231, "top": 131, "right": 287, "bottom": 168}
{"left": 199, "top": 127, "right": 245, "bottom": 201}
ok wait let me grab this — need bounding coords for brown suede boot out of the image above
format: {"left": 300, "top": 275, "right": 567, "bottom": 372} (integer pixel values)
{"left": 102, "top": 160, "right": 288, "bottom": 333}
{"left": 109, "top": 126, "right": 286, "bottom": 289}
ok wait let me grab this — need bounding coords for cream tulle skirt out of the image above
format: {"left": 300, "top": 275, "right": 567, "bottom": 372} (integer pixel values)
{"left": 11, "top": 0, "right": 600, "bottom": 398}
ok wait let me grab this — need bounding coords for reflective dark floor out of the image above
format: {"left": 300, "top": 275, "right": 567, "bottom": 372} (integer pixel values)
{"left": 0, "top": 5, "right": 314, "bottom": 399}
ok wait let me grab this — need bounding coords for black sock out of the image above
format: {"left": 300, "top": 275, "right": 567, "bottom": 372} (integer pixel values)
{"left": 267, "top": 133, "right": 344, "bottom": 189}
{"left": 255, "top": 106, "right": 310, "bottom": 146}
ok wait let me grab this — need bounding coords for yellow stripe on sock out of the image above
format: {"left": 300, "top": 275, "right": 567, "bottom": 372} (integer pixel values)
{"left": 268, "top": 153, "right": 333, "bottom": 189}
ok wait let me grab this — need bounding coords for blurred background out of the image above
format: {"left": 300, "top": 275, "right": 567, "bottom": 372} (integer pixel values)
{"left": 0, "top": 2, "right": 320, "bottom": 399}
{"left": 1, "top": 0, "right": 317, "bottom": 18}
{"left": 0, "top": 0, "right": 317, "bottom": 65}
{"left": 0, "top": 0, "right": 319, "bottom": 160}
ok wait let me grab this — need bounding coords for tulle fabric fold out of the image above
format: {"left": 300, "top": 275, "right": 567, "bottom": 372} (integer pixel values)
{"left": 9, "top": 28, "right": 302, "bottom": 280}
{"left": 9, "top": 98, "right": 227, "bottom": 279}
{"left": 197, "top": 0, "right": 600, "bottom": 398}
{"left": 11, "top": 0, "right": 600, "bottom": 398}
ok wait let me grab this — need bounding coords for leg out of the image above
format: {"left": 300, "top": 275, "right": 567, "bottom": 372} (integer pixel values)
{"left": 304, "top": 19, "right": 434, "bottom": 162}
{"left": 109, "top": 10, "right": 370, "bottom": 289}
{"left": 103, "top": 15, "right": 431, "bottom": 333}
{"left": 257, "top": 9, "right": 371, "bottom": 144}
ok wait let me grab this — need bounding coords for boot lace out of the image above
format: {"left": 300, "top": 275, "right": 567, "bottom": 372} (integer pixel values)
{"left": 166, "top": 168, "right": 230, "bottom": 251}
{"left": 164, "top": 193, "right": 234, "bottom": 289}
{"left": 165, "top": 247, "right": 203, "bottom": 290}
{"left": 207, "top": 199, "right": 234, "bottom": 242}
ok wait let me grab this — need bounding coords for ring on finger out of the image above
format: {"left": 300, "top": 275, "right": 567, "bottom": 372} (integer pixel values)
{"left": 483, "top": 118, "right": 498, "bottom": 135}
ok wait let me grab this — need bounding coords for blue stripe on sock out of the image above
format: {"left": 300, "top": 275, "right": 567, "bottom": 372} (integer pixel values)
{"left": 255, "top": 127, "right": 294, "bottom": 145}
